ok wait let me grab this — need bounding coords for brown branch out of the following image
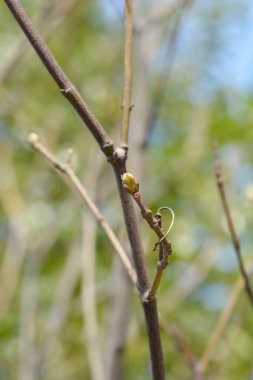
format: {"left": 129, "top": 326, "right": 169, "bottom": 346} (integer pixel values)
{"left": 120, "top": 0, "right": 134, "bottom": 146}
{"left": 28, "top": 134, "right": 137, "bottom": 286}
{"left": 141, "top": 0, "right": 191, "bottom": 30}
{"left": 114, "top": 168, "right": 165, "bottom": 379}
{"left": 3, "top": 1, "right": 166, "bottom": 376}
{"left": 133, "top": 192, "right": 172, "bottom": 260}
{"left": 1, "top": 0, "right": 79, "bottom": 83}
{"left": 147, "top": 214, "right": 171, "bottom": 301}
{"left": 4, "top": 0, "right": 114, "bottom": 157}
{"left": 30, "top": 135, "right": 165, "bottom": 378}
{"left": 214, "top": 143, "right": 253, "bottom": 306}
{"left": 159, "top": 315, "right": 202, "bottom": 380}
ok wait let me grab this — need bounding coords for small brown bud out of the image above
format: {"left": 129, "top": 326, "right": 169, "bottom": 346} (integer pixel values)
{"left": 122, "top": 172, "right": 139, "bottom": 194}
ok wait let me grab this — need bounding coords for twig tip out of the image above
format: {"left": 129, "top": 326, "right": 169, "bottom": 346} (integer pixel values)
{"left": 28, "top": 132, "right": 40, "bottom": 147}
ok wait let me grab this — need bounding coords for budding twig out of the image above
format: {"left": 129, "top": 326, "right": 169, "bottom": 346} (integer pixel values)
{"left": 214, "top": 142, "right": 253, "bottom": 307}
{"left": 28, "top": 134, "right": 137, "bottom": 285}
{"left": 122, "top": 172, "right": 173, "bottom": 300}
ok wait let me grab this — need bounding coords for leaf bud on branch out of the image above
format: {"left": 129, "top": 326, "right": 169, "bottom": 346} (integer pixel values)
{"left": 121, "top": 172, "right": 139, "bottom": 194}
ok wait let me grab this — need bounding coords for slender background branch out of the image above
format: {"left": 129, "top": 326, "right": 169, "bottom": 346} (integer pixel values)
{"left": 199, "top": 269, "right": 251, "bottom": 374}
{"left": 81, "top": 152, "right": 104, "bottom": 380}
{"left": 214, "top": 143, "right": 253, "bottom": 306}
{"left": 28, "top": 134, "right": 137, "bottom": 286}
{"left": 143, "top": 0, "right": 193, "bottom": 148}
{"left": 120, "top": 0, "right": 133, "bottom": 146}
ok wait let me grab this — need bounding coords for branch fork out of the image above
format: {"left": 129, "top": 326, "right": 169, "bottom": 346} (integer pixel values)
{"left": 28, "top": 134, "right": 137, "bottom": 285}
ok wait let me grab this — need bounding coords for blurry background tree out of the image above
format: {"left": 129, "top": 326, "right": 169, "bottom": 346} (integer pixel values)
{"left": 0, "top": 0, "right": 253, "bottom": 379}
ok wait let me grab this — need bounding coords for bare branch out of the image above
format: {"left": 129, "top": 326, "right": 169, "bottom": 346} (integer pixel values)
{"left": 120, "top": 0, "right": 134, "bottom": 146}
{"left": 3, "top": 1, "right": 166, "bottom": 375}
{"left": 122, "top": 173, "right": 172, "bottom": 259}
{"left": 147, "top": 215, "right": 169, "bottom": 301}
{"left": 159, "top": 315, "right": 202, "bottom": 380}
{"left": 214, "top": 143, "right": 253, "bottom": 306}
{"left": 113, "top": 168, "right": 165, "bottom": 379}
{"left": 0, "top": 0, "right": 79, "bottom": 83}
{"left": 29, "top": 135, "right": 165, "bottom": 378}
{"left": 122, "top": 173, "right": 172, "bottom": 303}
{"left": 199, "top": 275, "right": 245, "bottom": 374}
{"left": 28, "top": 134, "right": 137, "bottom": 285}
{"left": 141, "top": 0, "right": 191, "bottom": 30}
{"left": 4, "top": 0, "right": 114, "bottom": 156}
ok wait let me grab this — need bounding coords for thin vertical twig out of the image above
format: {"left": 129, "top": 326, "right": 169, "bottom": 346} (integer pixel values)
{"left": 199, "top": 262, "right": 253, "bottom": 376}
{"left": 214, "top": 143, "right": 253, "bottom": 306}
{"left": 82, "top": 214, "right": 104, "bottom": 380}
{"left": 43, "top": 240, "right": 81, "bottom": 355}
{"left": 120, "top": 0, "right": 133, "bottom": 147}
{"left": 81, "top": 152, "right": 104, "bottom": 380}
{"left": 159, "top": 316, "right": 202, "bottom": 380}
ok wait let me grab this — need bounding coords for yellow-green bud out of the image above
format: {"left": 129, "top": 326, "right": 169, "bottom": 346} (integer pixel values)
{"left": 122, "top": 172, "right": 139, "bottom": 194}
{"left": 28, "top": 133, "right": 40, "bottom": 146}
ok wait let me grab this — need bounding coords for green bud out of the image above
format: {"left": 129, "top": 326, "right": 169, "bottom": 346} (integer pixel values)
{"left": 122, "top": 172, "right": 139, "bottom": 194}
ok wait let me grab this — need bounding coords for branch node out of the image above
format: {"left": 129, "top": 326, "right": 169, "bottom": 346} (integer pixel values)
{"left": 142, "top": 290, "right": 157, "bottom": 303}
{"left": 60, "top": 85, "right": 75, "bottom": 96}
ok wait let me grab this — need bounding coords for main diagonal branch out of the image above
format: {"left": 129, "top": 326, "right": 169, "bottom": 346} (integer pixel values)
{"left": 4, "top": 0, "right": 114, "bottom": 156}
{"left": 4, "top": 1, "right": 166, "bottom": 378}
